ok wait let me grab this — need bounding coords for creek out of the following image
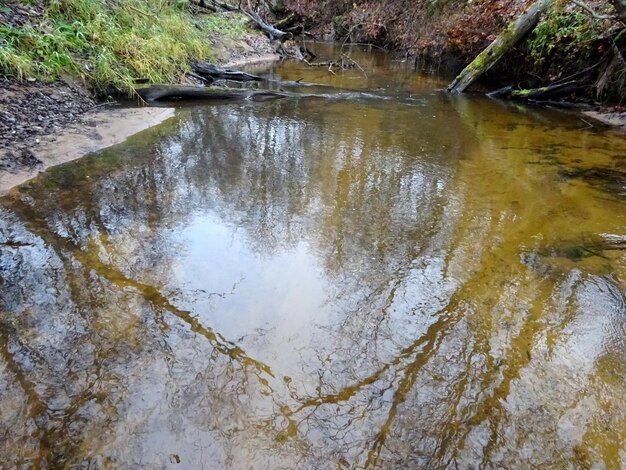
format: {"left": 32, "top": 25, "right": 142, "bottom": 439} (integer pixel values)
{"left": 0, "top": 44, "right": 625, "bottom": 468}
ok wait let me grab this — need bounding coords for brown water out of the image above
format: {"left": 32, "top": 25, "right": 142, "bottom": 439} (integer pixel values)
{"left": 1, "top": 45, "right": 625, "bottom": 469}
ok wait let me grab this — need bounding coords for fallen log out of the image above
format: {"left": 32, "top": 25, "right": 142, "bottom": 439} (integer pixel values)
{"left": 136, "top": 85, "right": 291, "bottom": 102}
{"left": 191, "top": 62, "right": 265, "bottom": 83}
{"left": 208, "top": 0, "right": 237, "bottom": 11}
{"left": 135, "top": 84, "right": 406, "bottom": 104}
{"left": 447, "top": 0, "right": 555, "bottom": 94}
{"left": 487, "top": 80, "right": 580, "bottom": 100}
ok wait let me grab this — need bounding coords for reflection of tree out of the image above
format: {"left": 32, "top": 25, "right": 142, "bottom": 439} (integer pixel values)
{"left": 0, "top": 91, "right": 625, "bottom": 468}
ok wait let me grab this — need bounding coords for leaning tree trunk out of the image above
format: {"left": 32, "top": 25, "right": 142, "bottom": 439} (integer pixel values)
{"left": 447, "top": 0, "right": 555, "bottom": 94}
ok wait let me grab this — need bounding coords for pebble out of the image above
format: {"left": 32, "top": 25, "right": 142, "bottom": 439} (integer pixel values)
{"left": 0, "top": 77, "right": 95, "bottom": 173}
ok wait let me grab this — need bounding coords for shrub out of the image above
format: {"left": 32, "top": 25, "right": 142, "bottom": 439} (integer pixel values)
{"left": 528, "top": 0, "right": 602, "bottom": 68}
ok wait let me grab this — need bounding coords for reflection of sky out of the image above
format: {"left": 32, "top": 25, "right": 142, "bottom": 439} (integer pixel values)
{"left": 170, "top": 213, "right": 331, "bottom": 374}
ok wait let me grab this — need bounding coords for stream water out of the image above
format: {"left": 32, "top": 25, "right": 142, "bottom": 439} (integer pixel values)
{"left": 1, "top": 45, "right": 625, "bottom": 468}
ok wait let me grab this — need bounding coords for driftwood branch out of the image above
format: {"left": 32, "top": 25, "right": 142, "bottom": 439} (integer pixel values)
{"left": 243, "top": 8, "right": 292, "bottom": 40}
{"left": 488, "top": 58, "right": 606, "bottom": 101}
{"left": 192, "top": 0, "right": 309, "bottom": 61}
{"left": 487, "top": 80, "right": 581, "bottom": 100}
{"left": 193, "top": 0, "right": 311, "bottom": 61}
{"left": 191, "top": 62, "right": 265, "bottom": 83}
{"left": 304, "top": 53, "right": 367, "bottom": 76}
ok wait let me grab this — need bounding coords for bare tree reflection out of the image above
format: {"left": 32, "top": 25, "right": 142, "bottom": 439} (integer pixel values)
{"left": 0, "top": 89, "right": 624, "bottom": 468}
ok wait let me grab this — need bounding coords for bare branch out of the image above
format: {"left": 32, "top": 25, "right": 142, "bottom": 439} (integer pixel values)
{"left": 571, "top": 0, "right": 616, "bottom": 21}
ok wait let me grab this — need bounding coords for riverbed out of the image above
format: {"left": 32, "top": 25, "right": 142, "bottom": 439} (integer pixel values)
{"left": 0, "top": 45, "right": 625, "bottom": 468}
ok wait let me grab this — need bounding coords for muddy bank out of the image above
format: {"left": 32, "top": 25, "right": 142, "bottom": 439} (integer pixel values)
{"left": 0, "top": 107, "right": 176, "bottom": 196}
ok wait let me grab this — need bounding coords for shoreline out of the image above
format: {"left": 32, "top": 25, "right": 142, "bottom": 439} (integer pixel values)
{"left": 1, "top": 47, "right": 623, "bottom": 197}
{"left": 0, "top": 53, "right": 280, "bottom": 197}
{"left": 0, "top": 107, "right": 176, "bottom": 196}
{"left": 224, "top": 53, "right": 280, "bottom": 69}
{"left": 583, "top": 110, "right": 626, "bottom": 130}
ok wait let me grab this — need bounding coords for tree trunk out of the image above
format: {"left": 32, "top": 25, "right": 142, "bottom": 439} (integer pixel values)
{"left": 447, "top": 0, "right": 555, "bottom": 94}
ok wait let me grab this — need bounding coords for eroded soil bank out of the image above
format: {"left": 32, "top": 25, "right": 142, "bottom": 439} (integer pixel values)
{"left": 285, "top": 0, "right": 626, "bottom": 110}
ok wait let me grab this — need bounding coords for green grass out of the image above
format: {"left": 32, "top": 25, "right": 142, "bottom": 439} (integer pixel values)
{"left": 0, "top": 0, "right": 249, "bottom": 96}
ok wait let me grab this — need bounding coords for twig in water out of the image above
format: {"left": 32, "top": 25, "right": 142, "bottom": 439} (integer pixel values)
{"left": 580, "top": 117, "right": 596, "bottom": 128}
{"left": 340, "top": 42, "right": 388, "bottom": 52}
{"left": 342, "top": 54, "right": 367, "bottom": 78}
{"left": 87, "top": 100, "right": 117, "bottom": 111}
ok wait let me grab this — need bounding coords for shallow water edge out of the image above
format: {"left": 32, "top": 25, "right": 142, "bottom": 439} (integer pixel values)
{"left": 0, "top": 107, "right": 176, "bottom": 196}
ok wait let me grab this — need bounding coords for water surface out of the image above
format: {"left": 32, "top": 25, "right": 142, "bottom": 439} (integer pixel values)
{"left": 1, "top": 46, "right": 625, "bottom": 468}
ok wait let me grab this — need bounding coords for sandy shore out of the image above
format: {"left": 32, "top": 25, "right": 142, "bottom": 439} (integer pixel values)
{"left": 0, "top": 107, "right": 175, "bottom": 195}
{"left": 224, "top": 53, "right": 280, "bottom": 69}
